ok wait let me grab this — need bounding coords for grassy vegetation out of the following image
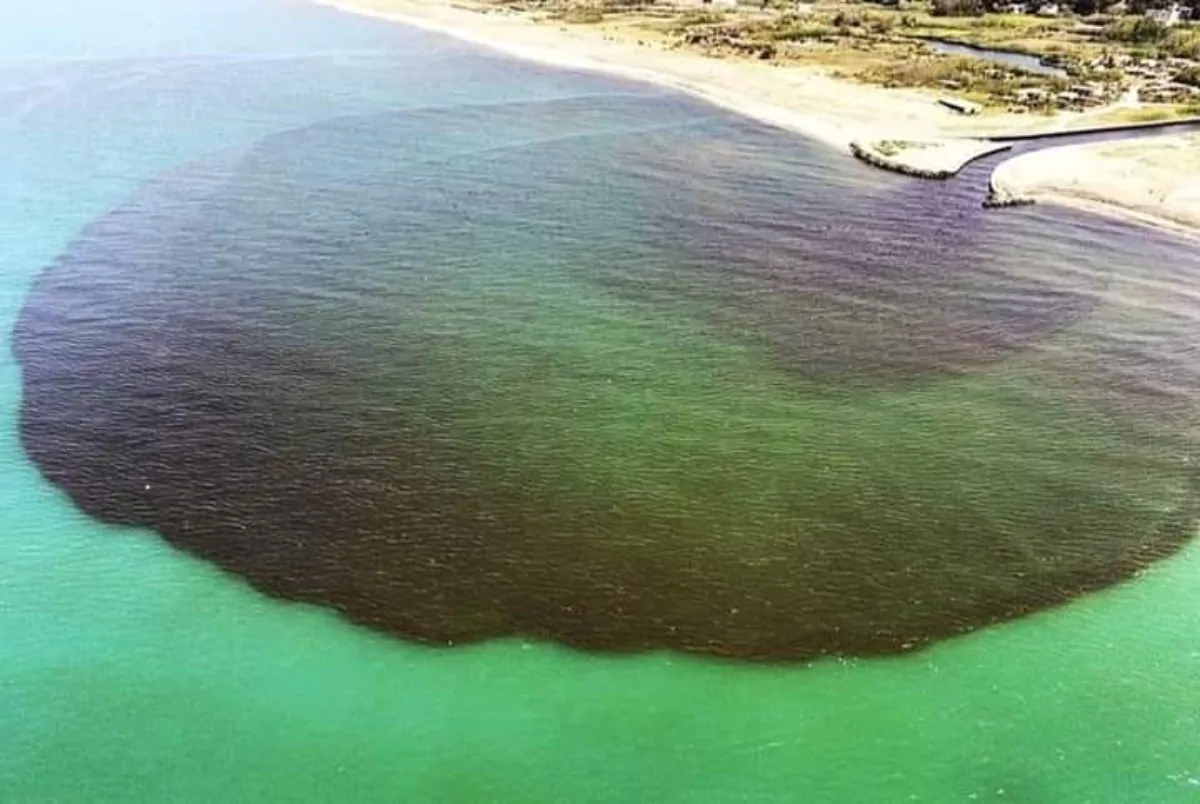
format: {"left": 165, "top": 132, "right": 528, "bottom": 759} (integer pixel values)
{"left": 668, "top": 10, "right": 728, "bottom": 31}
{"left": 745, "top": 9, "right": 903, "bottom": 41}
{"left": 760, "top": 18, "right": 838, "bottom": 41}
{"left": 1090, "top": 102, "right": 1200, "bottom": 123}
{"left": 1103, "top": 17, "right": 1200, "bottom": 57}
{"left": 873, "top": 139, "right": 933, "bottom": 156}
{"left": 1166, "top": 28, "right": 1200, "bottom": 59}
{"left": 858, "top": 54, "right": 1067, "bottom": 102}
{"left": 1178, "top": 64, "right": 1200, "bottom": 86}
{"left": 727, "top": 5, "right": 1090, "bottom": 103}
{"left": 548, "top": 5, "right": 606, "bottom": 23}
{"left": 1118, "top": 105, "right": 1176, "bottom": 121}
{"left": 685, "top": 4, "right": 1104, "bottom": 69}
{"left": 513, "top": 0, "right": 1200, "bottom": 113}
{"left": 899, "top": 14, "right": 1100, "bottom": 63}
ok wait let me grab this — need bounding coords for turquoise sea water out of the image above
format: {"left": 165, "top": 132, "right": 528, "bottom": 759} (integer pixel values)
{"left": 2, "top": 0, "right": 1199, "bottom": 800}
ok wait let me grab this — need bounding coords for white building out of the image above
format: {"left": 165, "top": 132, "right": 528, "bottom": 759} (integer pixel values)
{"left": 1147, "top": 3, "right": 1185, "bottom": 25}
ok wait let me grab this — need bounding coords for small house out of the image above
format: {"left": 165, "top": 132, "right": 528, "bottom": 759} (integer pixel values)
{"left": 1147, "top": 3, "right": 1184, "bottom": 26}
{"left": 1014, "top": 87, "right": 1048, "bottom": 102}
{"left": 1055, "top": 90, "right": 1083, "bottom": 109}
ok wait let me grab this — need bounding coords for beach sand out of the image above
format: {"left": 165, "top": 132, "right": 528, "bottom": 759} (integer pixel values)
{"left": 992, "top": 134, "right": 1200, "bottom": 239}
{"left": 315, "top": 0, "right": 1199, "bottom": 236}
{"left": 314, "top": 0, "right": 1035, "bottom": 148}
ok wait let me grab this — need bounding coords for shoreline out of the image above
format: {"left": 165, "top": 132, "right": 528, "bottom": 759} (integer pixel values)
{"left": 1013, "top": 190, "right": 1200, "bottom": 245}
{"left": 312, "top": 0, "right": 1199, "bottom": 238}
{"left": 1021, "top": 191, "right": 1200, "bottom": 245}
{"left": 991, "top": 135, "right": 1200, "bottom": 242}
{"left": 311, "top": 0, "right": 1032, "bottom": 150}
{"left": 314, "top": 0, "right": 843, "bottom": 148}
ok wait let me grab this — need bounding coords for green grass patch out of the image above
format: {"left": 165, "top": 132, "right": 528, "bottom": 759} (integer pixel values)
{"left": 552, "top": 6, "right": 606, "bottom": 23}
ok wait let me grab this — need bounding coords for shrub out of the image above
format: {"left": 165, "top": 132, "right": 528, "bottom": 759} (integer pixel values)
{"left": 1122, "top": 106, "right": 1175, "bottom": 122}
{"left": 1105, "top": 16, "right": 1170, "bottom": 44}
{"left": 1177, "top": 65, "right": 1200, "bottom": 87}
{"left": 673, "top": 10, "right": 727, "bottom": 28}
{"left": 932, "top": 0, "right": 986, "bottom": 15}
{"left": 1165, "top": 29, "right": 1200, "bottom": 59}
{"left": 767, "top": 21, "right": 836, "bottom": 40}
{"left": 865, "top": 12, "right": 896, "bottom": 33}
{"left": 556, "top": 6, "right": 605, "bottom": 23}
{"left": 972, "top": 14, "right": 1021, "bottom": 27}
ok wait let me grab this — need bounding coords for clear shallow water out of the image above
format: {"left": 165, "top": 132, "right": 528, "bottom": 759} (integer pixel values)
{"left": 2, "top": 0, "right": 1200, "bottom": 800}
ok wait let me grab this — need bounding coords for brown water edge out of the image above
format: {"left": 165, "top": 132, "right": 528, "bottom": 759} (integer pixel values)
{"left": 13, "top": 100, "right": 1200, "bottom": 662}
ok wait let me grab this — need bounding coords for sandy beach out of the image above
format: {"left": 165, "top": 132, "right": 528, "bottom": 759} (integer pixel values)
{"left": 992, "top": 134, "right": 1200, "bottom": 239}
{"left": 315, "top": 0, "right": 1199, "bottom": 236}
{"left": 314, "top": 0, "right": 1036, "bottom": 148}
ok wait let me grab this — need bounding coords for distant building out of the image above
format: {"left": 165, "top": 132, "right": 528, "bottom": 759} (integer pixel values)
{"left": 1035, "top": 2, "right": 1060, "bottom": 16}
{"left": 1146, "top": 3, "right": 1185, "bottom": 25}
{"left": 999, "top": 2, "right": 1028, "bottom": 12}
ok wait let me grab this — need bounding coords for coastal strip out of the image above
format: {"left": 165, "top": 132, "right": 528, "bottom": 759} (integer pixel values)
{"left": 989, "top": 133, "right": 1200, "bottom": 240}
{"left": 314, "top": 0, "right": 852, "bottom": 150}
{"left": 310, "top": 0, "right": 1056, "bottom": 154}
{"left": 311, "top": 0, "right": 1200, "bottom": 237}
{"left": 850, "top": 139, "right": 1011, "bottom": 180}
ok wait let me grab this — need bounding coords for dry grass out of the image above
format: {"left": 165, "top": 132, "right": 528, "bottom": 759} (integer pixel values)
{"left": 857, "top": 52, "right": 1067, "bottom": 103}
{"left": 1087, "top": 103, "right": 1199, "bottom": 124}
{"left": 873, "top": 139, "right": 934, "bottom": 156}
{"left": 552, "top": 6, "right": 605, "bottom": 23}
{"left": 512, "top": 0, "right": 1198, "bottom": 112}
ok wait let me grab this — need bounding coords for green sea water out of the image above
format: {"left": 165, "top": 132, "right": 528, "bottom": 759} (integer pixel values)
{"left": 2, "top": 0, "right": 1199, "bottom": 800}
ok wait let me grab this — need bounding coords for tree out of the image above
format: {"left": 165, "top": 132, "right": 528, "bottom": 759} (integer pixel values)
{"left": 1128, "top": 0, "right": 1171, "bottom": 14}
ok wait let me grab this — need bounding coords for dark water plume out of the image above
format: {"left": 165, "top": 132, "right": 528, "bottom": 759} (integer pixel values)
{"left": 14, "top": 95, "right": 1200, "bottom": 660}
